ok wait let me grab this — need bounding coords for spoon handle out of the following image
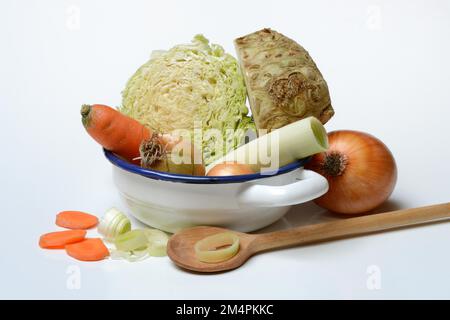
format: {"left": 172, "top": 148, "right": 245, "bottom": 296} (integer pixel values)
{"left": 252, "top": 202, "right": 450, "bottom": 252}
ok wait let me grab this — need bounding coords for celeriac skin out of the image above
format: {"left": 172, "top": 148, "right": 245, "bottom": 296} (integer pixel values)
{"left": 235, "top": 28, "right": 334, "bottom": 133}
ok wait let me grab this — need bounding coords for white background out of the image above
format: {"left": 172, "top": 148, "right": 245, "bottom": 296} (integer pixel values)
{"left": 1, "top": 0, "right": 449, "bottom": 299}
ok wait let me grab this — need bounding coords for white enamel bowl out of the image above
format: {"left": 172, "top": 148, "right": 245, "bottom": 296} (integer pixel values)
{"left": 104, "top": 150, "right": 329, "bottom": 233}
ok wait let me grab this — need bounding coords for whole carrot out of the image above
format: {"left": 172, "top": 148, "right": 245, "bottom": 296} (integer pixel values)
{"left": 81, "top": 104, "right": 151, "bottom": 163}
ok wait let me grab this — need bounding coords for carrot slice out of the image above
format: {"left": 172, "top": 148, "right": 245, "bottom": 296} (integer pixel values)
{"left": 65, "top": 238, "right": 109, "bottom": 261}
{"left": 56, "top": 211, "right": 99, "bottom": 230}
{"left": 39, "top": 230, "right": 87, "bottom": 249}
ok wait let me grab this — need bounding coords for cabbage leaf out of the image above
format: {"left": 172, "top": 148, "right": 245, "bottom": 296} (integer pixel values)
{"left": 121, "top": 35, "right": 255, "bottom": 165}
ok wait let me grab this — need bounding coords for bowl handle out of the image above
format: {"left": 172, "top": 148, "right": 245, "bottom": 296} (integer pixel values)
{"left": 237, "top": 169, "right": 329, "bottom": 208}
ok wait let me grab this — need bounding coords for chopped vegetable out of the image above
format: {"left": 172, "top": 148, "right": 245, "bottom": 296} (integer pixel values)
{"left": 305, "top": 130, "right": 397, "bottom": 214}
{"left": 235, "top": 28, "right": 334, "bottom": 133}
{"left": 206, "top": 117, "right": 328, "bottom": 173}
{"left": 81, "top": 104, "right": 151, "bottom": 164}
{"left": 65, "top": 238, "right": 110, "bottom": 261}
{"left": 206, "top": 162, "right": 254, "bottom": 176}
{"left": 113, "top": 229, "right": 169, "bottom": 260}
{"left": 56, "top": 211, "right": 98, "bottom": 230}
{"left": 195, "top": 232, "right": 240, "bottom": 263}
{"left": 144, "top": 229, "right": 169, "bottom": 257}
{"left": 39, "top": 230, "right": 86, "bottom": 249}
{"left": 114, "top": 229, "right": 148, "bottom": 252}
{"left": 110, "top": 248, "right": 150, "bottom": 262}
{"left": 120, "top": 35, "right": 255, "bottom": 166}
{"left": 97, "top": 208, "right": 131, "bottom": 241}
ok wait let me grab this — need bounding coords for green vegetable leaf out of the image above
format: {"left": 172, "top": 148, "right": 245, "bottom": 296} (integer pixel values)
{"left": 120, "top": 35, "right": 255, "bottom": 165}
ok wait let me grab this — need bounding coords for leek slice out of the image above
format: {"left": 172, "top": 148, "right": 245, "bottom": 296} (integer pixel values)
{"left": 112, "top": 229, "right": 169, "bottom": 261}
{"left": 194, "top": 232, "right": 240, "bottom": 263}
{"left": 98, "top": 208, "right": 131, "bottom": 241}
{"left": 114, "top": 229, "right": 148, "bottom": 252}
{"left": 110, "top": 248, "right": 149, "bottom": 262}
{"left": 144, "top": 229, "right": 169, "bottom": 257}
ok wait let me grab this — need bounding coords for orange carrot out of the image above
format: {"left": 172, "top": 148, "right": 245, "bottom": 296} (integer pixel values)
{"left": 56, "top": 211, "right": 98, "bottom": 230}
{"left": 81, "top": 104, "right": 151, "bottom": 164}
{"left": 65, "top": 238, "right": 109, "bottom": 261}
{"left": 39, "top": 230, "right": 86, "bottom": 249}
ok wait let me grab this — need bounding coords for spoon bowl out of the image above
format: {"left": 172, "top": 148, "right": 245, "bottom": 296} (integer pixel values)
{"left": 167, "top": 226, "right": 259, "bottom": 273}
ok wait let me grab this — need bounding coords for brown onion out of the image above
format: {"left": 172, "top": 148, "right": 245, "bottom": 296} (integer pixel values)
{"left": 305, "top": 130, "right": 397, "bottom": 214}
{"left": 207, "top": 162, "right": 254, "bottom": 176}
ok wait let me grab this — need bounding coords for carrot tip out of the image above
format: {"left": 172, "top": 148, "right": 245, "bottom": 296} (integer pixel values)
{"left": 81, "top": 104, "right": 92, "bottom": 127}
{"left": 81, "top": 104, "right": 91, "bottom": 116}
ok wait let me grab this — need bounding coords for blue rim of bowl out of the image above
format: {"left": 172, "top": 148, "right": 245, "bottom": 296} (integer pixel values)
{"left": 104, "top": 149, "right": 310, "bottom": 184}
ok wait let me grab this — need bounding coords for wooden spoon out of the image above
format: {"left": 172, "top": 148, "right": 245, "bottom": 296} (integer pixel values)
{"left": 167, "top": 202, "right": 450, "bottom": 273}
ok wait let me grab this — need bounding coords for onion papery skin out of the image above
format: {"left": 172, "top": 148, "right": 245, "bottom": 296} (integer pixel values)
{"left": 306, "top": 130, "right": 397, "bottom": 214}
